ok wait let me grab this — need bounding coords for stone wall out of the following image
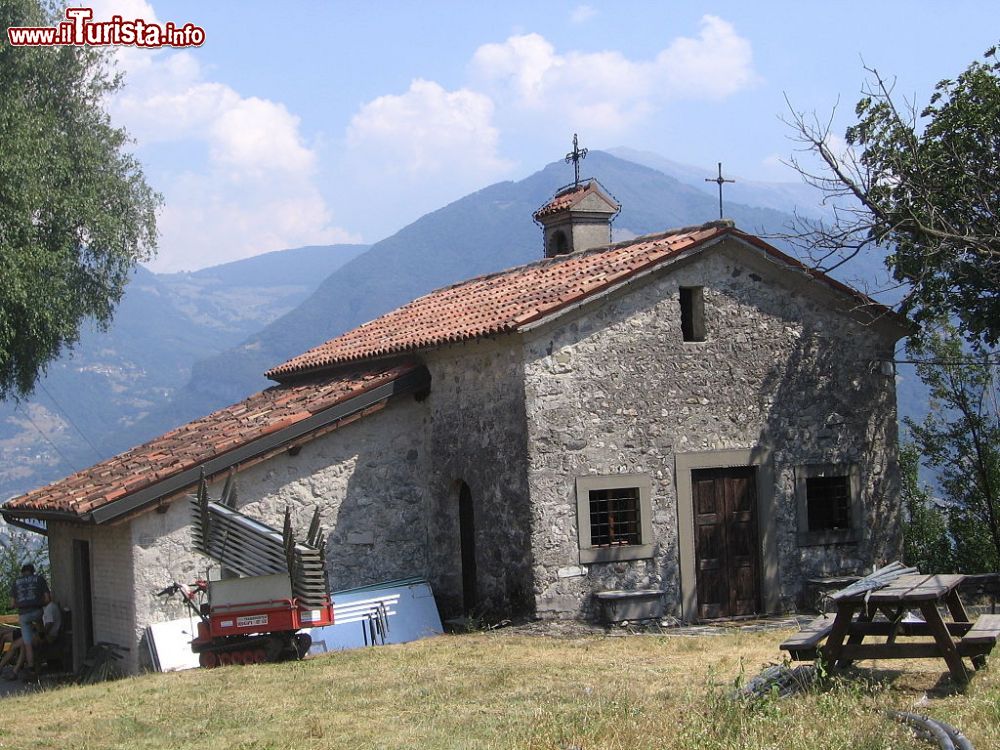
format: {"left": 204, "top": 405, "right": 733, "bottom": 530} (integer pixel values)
{"left": 522, "top": 239, "right": 902, "bottom": 620}
{"left": 124, "top": 341, "right": 535, "bottom": 652}
{"left": 135, "top": 337, "right": 537, "bottom": 631}
{"left": 228, "top": 394, "right": 430, "bottom": 593}
{"left": 132, "top": 494, "right": 208, "bottom": 664}
{"left": 422, "top": 338, "right": 534, "bottom": 620}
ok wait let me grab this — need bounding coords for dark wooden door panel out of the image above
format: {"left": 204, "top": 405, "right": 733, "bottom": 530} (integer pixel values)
{"left": 694, "top": 473, "right": 727, "bottom": 619}
{"left": 694, "top": 477, "right": 720, "bottom": 517}
{"left": 692, "top": 466, "right": 760, "bottom": 620}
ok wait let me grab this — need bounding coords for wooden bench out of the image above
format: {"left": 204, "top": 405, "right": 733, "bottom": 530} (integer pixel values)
{"left": 780, "top": 617, "right": 835, "bottom": 661}
{"left": 958, "top": 614, "right": 1000, "bottom": 669}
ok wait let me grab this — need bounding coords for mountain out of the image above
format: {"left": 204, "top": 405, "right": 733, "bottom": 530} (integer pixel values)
{"left": 155, "top": 244, "right": 368, "bottom": 342}
{"left": 0, "top": 243, "right": 366, "bottom": 500}
{"left": 114, "top": 150, "right": 876, "bottom": 453}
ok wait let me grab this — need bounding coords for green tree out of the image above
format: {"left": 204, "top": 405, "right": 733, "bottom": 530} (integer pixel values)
{"left": 900, "top": 443, "right": 953, "bottom": 573}
{"left": 905, "top": 331, "right": 1000, "bottom": 573}
{"left": 0, "top": 0, "right": 160, "bottom": 399}
{"left": 784, "top": 45, "right": 1000, "bottom": 349}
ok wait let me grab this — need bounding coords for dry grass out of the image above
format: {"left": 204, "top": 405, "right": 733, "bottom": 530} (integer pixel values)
{"left": 0, "top": 629, "right": 997, "bottom": 749}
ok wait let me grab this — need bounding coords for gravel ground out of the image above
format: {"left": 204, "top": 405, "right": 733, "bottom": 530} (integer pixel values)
{"left": 481, "top": 613, "right": 815, "bottom": 638}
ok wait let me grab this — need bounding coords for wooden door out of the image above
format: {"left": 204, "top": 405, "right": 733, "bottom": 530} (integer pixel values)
{"left": 72, "top": 539, "right": 94, "bottom": 670}
{"left": 692, "top": 467, "right": 760, "bottom": 619}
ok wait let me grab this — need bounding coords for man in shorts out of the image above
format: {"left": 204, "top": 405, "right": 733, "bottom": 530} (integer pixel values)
{"left": 9, "top": 563, "right": 49, "bottom": 676}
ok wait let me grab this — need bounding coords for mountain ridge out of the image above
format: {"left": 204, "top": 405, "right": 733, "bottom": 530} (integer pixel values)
{"left": 0, "top": 243, "right": 366, "bottom": 500}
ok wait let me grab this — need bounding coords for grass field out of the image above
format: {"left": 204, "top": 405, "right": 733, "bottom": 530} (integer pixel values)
{"left": 0, "top": 629, "right": 997, "bottom": 749}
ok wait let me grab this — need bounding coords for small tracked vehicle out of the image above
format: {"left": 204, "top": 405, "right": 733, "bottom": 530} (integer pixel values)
{"left": 158, "top": 473, "right": 334, "bottom": 667}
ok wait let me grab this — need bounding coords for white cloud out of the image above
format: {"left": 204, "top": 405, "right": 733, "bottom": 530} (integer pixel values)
{"left": 762, "top": 153, "right": 785, "bottom": 170}
{"left": 653, "top": 15, "right": 759, "bottom": 99}
{"left": 340, "top": 79, "right": 514, "bottom": 231}
{"left": 470, "top": 16, "right": 758, "bottom": 133}
{"left": 570, "top": 5, "right": 597, "bottom": 24}
{"left": 347, "top": 79, "right": 510, "bottom": 178}
{"left": 821, "top": 132, "right": 854, "bottom": 165}
{"left": 89, "top": 0, "right": 161, "bottom": 79}
{"left": 89, "top": 1, "right": 354, "bottom": 271}
{"left": 81, "top": 6, "right": 761, "bottom": 262}
{"left": 157, "top": 170, "right": 356, "bottom": 273}
{"left": 209, "top": 97, "right": 315, "bottom": 175}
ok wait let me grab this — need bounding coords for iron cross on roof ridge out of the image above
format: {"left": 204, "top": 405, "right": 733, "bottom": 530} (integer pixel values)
{"left": 565, "top": 133, "right": 588, "bottom": 188}
{"left": 705, "top": 162, "right": 735, "bottom": 220}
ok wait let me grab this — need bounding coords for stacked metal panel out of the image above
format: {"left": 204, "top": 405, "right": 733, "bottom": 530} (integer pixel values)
{"left": 190, "top": 472, "right": 329, "bottom": 607}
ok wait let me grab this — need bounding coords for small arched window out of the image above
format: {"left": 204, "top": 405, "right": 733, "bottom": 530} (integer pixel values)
{"left": 549, "top": 230, "right": 569, "bottom": 256}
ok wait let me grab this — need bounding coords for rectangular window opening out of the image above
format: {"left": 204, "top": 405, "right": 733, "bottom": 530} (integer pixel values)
{"left": 806, "top": 475, "right": 852, "bottom": 532}
{"left": 588, "top": 487, "right": 641, "bottom": 547}
{"left": 576, "top": 474, "right": 654, "bottom": 564}
{"left": 680, "top": 286, "right": 706, "bottom": 342}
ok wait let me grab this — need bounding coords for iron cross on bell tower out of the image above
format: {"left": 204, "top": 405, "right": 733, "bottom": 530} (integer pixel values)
{"left": 705, "top": 162, "right": 735, "bottom": 220}
{"left": 565, "top": 133, "right": 588, "bottom": 188}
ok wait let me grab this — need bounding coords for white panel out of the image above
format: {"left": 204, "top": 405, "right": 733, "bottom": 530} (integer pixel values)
{"left": 146, "top": 617, "right": 201, "bottom": 672}
{"left": 208, "top": 573, "right": 293, "bottom": 607}
{"left": 307, "top": 579, "right": 442, "bottom": 655}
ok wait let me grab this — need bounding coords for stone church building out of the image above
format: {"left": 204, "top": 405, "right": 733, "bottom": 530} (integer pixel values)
{"left": 3, "top": 181, "right": 909, "bottom": 672}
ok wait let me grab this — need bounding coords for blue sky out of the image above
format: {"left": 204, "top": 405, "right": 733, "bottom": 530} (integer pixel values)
{"left": 81, "top": 1, "right": 1000, "bottom": 271}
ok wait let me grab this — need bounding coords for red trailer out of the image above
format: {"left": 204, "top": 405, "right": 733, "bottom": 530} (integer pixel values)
{"left": 159, "top": 473, "right": 334, "bottom": 667}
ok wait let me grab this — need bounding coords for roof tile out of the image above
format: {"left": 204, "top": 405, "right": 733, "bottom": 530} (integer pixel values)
{"left": 5, "top": 220, "right": 900, "bottom": 523}
{"left": 267, "top": 224, "right": 727, "bottom": 379}
{"left": 266, "top": 222, "right": 897, "bottom": 382}
{"left": 5, "top": 362, "right": 416, "bottom": 518}
{"left": 532, "top": 181, "right": 618, "bottom": 219}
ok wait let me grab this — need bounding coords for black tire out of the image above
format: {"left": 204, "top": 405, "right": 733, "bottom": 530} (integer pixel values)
{"left": 293, "top": 632, "right": 312, "bottom": 660}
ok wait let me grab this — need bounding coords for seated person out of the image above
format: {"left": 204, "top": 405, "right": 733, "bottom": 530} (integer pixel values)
{"left": 0, "top": 602, "right": 61, "bottom": 679}
{"left": 0, "top": 633, "right": 25, "bottom": 679}
{"left": 0, "top": 626, "right": 21, "bottom": 654}
{"left": 35, "top": 599, "right": 62, "bottom": 652}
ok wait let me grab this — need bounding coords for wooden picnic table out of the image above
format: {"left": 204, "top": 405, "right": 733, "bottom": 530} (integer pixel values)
{"left": 782, "top": 573, "right": 1000, "bottom": 685}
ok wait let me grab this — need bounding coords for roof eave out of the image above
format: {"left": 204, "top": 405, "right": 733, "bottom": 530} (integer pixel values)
{"left": 268, "top": 352, "right": 417, "bottom": 385}
{"left": 4, "top": 364, "right": 431, "bottom": 527}
{"left": 0, "top": 508, "right": 82, "bottom": 533}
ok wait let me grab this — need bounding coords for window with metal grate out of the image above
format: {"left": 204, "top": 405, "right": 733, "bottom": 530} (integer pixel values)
{"left": 588, "top": 487, "right": 641, "bottom": 547}
{"left": 806, "top": 475, "right": 852, "bottom": 532}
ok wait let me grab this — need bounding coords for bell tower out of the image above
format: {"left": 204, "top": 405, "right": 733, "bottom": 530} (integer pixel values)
{"left": 533, "top": 134, "right": 620, "bottom": 258}
{"left": 533, "top": 180, "right": 620, "bottom": 258}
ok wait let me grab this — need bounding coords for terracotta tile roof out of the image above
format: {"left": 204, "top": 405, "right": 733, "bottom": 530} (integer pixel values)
{"left": 3, "top": 362, "right": 418, "bottom": 519}
{"left": 268, "top": 223, "right": 725, "bottom": 380}
{"left": 532, "top": 180, "right": 618, "bottom": 219}
{"left": 268, "top": 222, "right": 901, "bottom": 382}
